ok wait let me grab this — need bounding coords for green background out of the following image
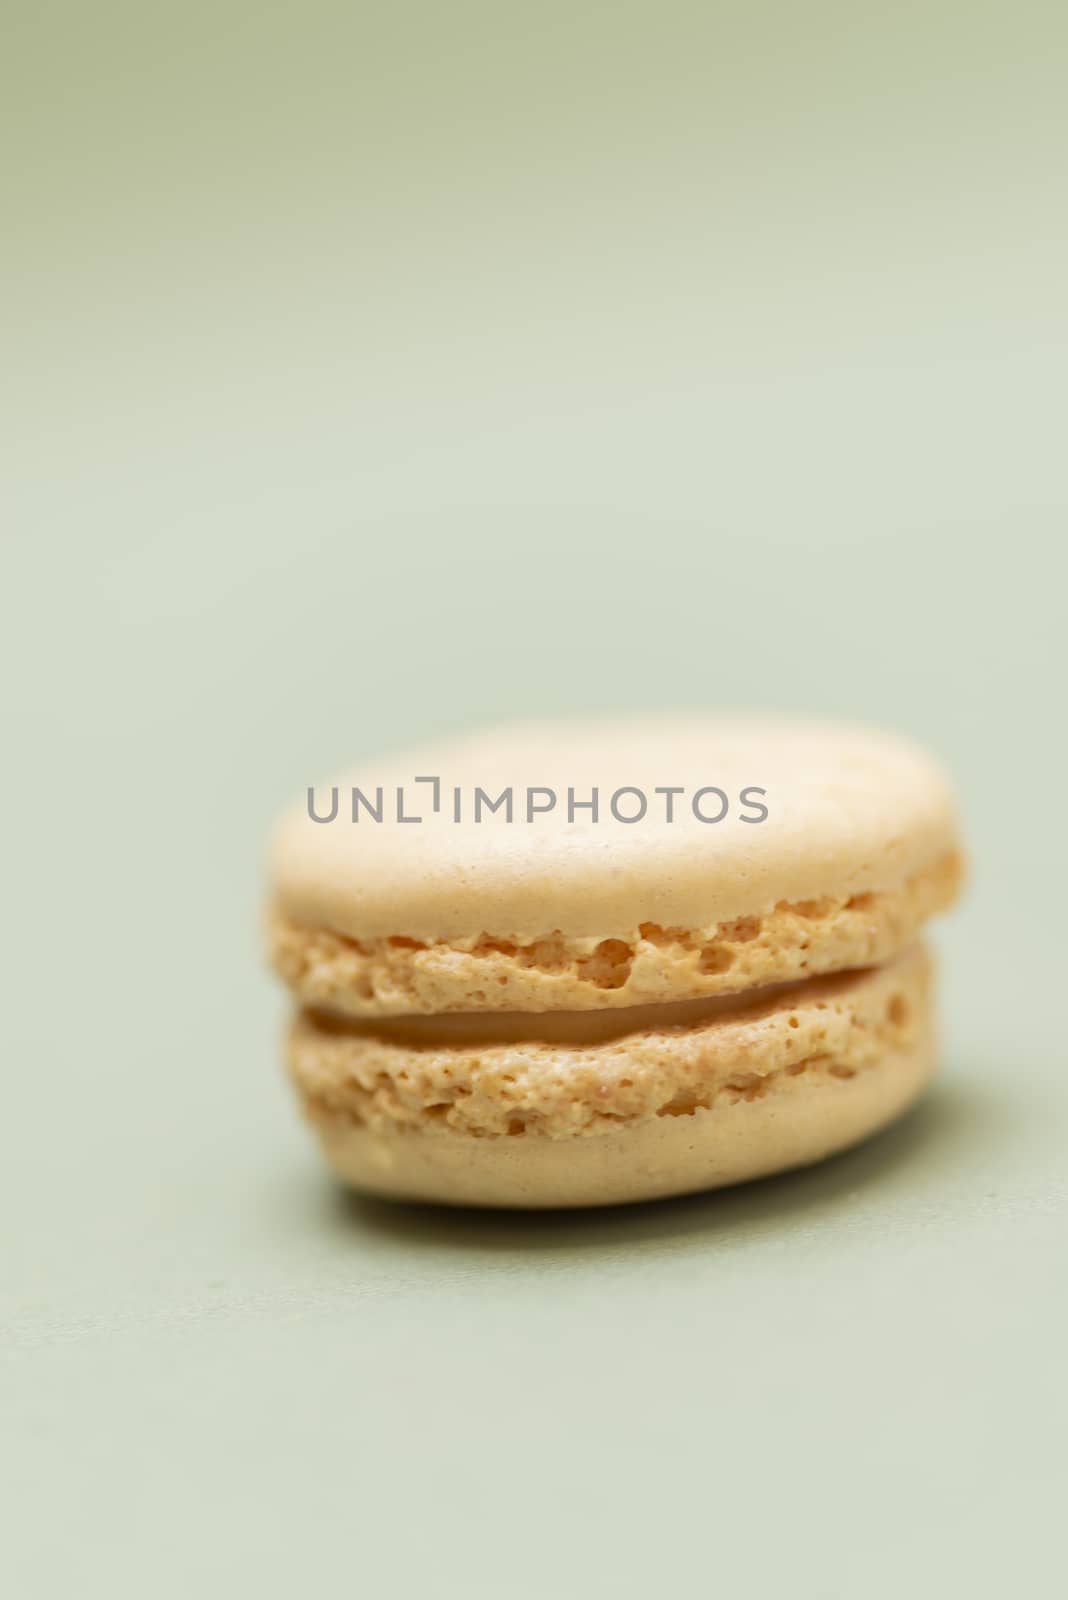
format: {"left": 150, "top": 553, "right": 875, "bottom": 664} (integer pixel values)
{"left": 3, "top": 4, "right": 1066, "bottom": 1595}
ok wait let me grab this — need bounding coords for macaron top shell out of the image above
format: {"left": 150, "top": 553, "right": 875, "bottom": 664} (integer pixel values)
{"left": 269, "top": 716, "right": 960, "bottom": 943}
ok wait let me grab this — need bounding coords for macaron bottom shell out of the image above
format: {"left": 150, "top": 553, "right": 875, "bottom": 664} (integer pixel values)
{"left": 303, "top": 1035, "right": 933, "bottom": 1208}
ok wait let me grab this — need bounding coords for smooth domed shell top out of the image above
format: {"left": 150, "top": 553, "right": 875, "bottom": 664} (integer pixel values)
{"left": 269, "top": 716, "right": 960, "bottom": 943}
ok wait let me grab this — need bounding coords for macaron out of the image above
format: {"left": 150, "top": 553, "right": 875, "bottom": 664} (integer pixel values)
{"left": 267, "top": 716, "right": 962, "bottom": 1207}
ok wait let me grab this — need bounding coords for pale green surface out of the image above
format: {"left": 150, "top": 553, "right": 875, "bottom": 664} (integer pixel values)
{"left": 3, "top": 5, "right": 1067, "bottom": 1596}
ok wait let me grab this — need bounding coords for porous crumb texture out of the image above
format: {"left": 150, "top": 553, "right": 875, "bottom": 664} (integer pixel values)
{"left": 270, "top": 850, "right": 958, "bottom": 1017}
{"left": 289, "top": 944, "right": 932, "bottom": 1141}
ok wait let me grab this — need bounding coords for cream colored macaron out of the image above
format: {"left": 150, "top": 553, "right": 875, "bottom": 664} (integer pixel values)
{"left": 267, "top": 716, "right": 962, "bottom": 1207}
